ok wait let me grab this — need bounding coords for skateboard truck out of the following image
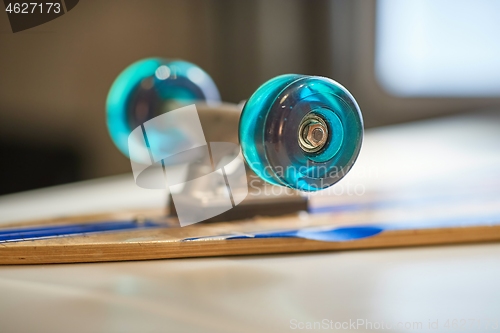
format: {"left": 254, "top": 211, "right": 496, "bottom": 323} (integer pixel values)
{"left": 106, "top": 58, "right": 363, "bottom": 224}
{"left": 167, "top": 180, "right": 308, "bottom": 223}
{"left": 166, "top": 103, "right": 308, "bottom": 223}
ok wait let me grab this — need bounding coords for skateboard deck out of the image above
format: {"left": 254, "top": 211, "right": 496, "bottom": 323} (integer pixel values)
{"left": 2, "top": 180, "right": 500, "bottom": 265}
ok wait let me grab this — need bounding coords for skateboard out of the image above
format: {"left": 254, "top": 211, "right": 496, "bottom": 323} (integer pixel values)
{"left": 1, "top": 59, "right": 499, "bottom": 265}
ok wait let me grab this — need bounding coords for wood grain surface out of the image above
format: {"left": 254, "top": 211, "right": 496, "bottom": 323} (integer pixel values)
{"left": 2, "top": 209, "right": 500, "bottom": 265}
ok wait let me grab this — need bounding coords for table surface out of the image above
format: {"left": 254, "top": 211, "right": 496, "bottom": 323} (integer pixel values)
{"left": 1, "top": 112, "right": 499, "bottom": 332}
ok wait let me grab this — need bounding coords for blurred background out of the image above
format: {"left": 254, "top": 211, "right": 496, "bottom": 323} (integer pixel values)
{"left": 1, "top": 0, "right": 500, "bottom": 195}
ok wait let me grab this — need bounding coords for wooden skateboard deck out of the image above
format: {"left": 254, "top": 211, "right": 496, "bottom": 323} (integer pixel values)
{"left": 1, "top": 181, "right": 500, "bottom": 265}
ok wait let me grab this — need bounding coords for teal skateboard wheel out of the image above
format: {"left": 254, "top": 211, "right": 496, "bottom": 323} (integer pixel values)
{"left": 106, "top": 58, "right": 220, "bottom": 156}
{"left": 239, "top": 75, "right": 363, "bottom": 192}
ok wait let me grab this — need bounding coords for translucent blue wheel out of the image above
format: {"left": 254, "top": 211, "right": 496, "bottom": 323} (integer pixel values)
{"left": 106, "top": 58, "right": 220, "bottom": 156}
{"left": 239, "top": 75, "right": 363, "bottom": 192}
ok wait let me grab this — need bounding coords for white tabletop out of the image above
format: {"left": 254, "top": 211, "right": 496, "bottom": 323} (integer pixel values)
{"left": 1, "top": 112, "right": 499, "bottom": 332}
{"left": 0, "top": 244, "right": 499, "bottom": 332}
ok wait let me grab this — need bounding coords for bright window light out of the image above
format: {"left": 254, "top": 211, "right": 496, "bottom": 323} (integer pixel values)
{"left": 376, "top": 0, "right": 500, "bottom": 97}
